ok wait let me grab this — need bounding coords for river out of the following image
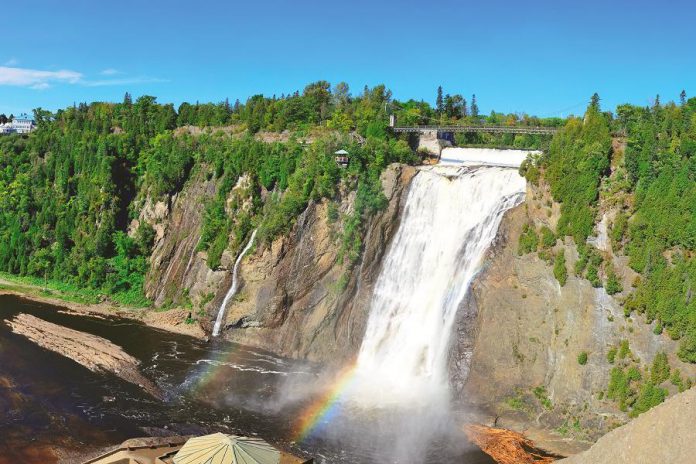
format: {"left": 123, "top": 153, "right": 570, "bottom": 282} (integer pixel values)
{"left": 0, "top": 294, "right": 491, "bottom": 464}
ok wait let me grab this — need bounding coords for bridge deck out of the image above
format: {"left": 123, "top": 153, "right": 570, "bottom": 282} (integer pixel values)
{"left": 391, "top": 125, "right": 558, "bottom": 135}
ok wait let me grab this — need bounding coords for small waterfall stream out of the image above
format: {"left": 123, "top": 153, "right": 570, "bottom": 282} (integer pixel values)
{"left": 353, "top": 160, "right": 526, "bottom": 405}
{"left": 212, "top": 229, "right": 258, "bottom": 337}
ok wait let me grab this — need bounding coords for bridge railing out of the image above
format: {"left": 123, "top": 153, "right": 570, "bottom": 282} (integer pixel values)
{"left": 391, "top": 124, "right": 559, "bottom": 135}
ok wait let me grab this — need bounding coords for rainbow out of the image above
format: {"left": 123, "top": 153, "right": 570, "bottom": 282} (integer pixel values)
{"left": 293, "top": 361, "right": 358, "bottom": 442}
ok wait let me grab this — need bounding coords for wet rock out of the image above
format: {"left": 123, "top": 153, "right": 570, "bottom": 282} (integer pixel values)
{"left": 6, "top": 313, "right": 163, "bottom": 399}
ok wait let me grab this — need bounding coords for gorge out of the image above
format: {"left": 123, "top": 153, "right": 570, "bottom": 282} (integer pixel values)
{"left": 1, "top": 87, "right": 695, "bottom": 464}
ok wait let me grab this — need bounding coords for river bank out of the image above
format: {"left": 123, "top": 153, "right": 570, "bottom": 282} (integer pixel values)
{"left": 0, "top": 277, "right": 205, "bottom": 339}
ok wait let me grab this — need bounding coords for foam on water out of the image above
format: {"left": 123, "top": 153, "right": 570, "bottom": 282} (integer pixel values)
{"left": 439, "top": 147, "right": 538, "bottom": 168}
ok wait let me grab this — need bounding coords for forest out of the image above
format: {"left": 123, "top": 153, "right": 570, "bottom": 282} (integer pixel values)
{"left": 1, "top": 82, "right": 506, "bottom": 304}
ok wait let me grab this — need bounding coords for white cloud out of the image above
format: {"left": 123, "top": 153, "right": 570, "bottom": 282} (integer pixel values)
{"left": 0, "top": 66, "right": 83, "bottom": 89}
{"left": 3, "top": 58, "right": 19, "bottom": 66}
{"left": 0, "top": 65, "right": 166, "bottom": 90}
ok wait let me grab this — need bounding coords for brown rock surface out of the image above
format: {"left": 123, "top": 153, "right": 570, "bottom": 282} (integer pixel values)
{"left": 559, "top": 387, "right": 696, "bottom": 464}
{"left": 143, "top": 168, "right": 223, "bottom": 308}
{"left": 462, "top": 189, "right": 696, "bottom": 448}
{"left": 222, "top": 163, "right": 416, "bottom": 362}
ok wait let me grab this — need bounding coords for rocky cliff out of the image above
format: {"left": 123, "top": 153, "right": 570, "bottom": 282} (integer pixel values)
{"left": 461, "top": 181, "right": 696, "bottom": 449}
{"left": 143, "top": 163, "right": 415, "bottom": 362}
{"left": 221, "top": 164, "right": 415, "bottom": 361}
{"left": 140, "top": 167, "right": 223, "bottom": 308}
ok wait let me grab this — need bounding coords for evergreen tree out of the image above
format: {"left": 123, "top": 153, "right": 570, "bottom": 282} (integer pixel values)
{"left": 471, "top": 94, "right": 479, "bottom": 118}
{"left": 590, "top": 92, "right": 601, "bottom": 111}
{"left": 680, "top": 90, "right": 687, "bottom": 106}
{"left": 653, "top": 94, "right": 661, "bottom": 109}
{"left": 436, "top": 86, "right": 444, "bottom": 115}
{"left": 123, "top": 92, "right": 132, "bottom": 106}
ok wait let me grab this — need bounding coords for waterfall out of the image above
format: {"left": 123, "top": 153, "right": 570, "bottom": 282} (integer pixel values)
{"left": 353, "top": 162, "right": 526, "bottom": 405}
{"left": 212, "top": 229, "right": 257, "bottom": 337}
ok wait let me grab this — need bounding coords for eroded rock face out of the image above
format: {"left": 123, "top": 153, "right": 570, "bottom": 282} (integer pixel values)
{"left": 461, "top": 191, "right": 696, "bottom": 442}
{"left": 223, "top": 164, "right": 416, "bottom": 362}
{"left": 144, "top": 169, "right": 227, "bottom": 308}
{"left": 143, "top": 163, "right": 415, "bottom": 363}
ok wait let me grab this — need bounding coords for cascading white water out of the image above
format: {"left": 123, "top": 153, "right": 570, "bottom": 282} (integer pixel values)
{"left": 352, "top": 157, "right": 526, "bottom": 406}
{"left": 212, "top": 229, "right": 257, "bottom": 337}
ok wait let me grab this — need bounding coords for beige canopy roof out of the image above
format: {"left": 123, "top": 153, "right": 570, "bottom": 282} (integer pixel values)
{"left": 173, "top": 433, "right": 280, "bottom": 464}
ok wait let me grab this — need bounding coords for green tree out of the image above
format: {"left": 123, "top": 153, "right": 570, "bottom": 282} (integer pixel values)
{"left": 471, "top": 94, "right": 479, "bottom": 118}
{"left": 436, "top": 86, "right": 444, "bottom": 116}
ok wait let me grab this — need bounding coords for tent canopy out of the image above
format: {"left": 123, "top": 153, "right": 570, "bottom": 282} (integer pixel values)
{"left": 173, "top": 433, "right": 280, "bottom": 464}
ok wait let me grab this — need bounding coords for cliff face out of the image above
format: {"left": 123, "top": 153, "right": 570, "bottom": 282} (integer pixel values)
{"left": 222, "top": 164, "right": 415, "bottom": 362}
{"left": 142, "top": 163, "right": 415, "bottom": 362}
{"left": 143, "top": 158, "right": 694, "bottom": 449}
{"left": 461, "top": 182, "right": 696, "bottom": 445}
{"left": 140, "top": 168, "right": 228, "bottom": 309}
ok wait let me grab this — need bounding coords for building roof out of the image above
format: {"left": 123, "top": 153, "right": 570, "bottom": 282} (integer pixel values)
{"left": 334, "top": 149, "right": 349, "bottom": 155}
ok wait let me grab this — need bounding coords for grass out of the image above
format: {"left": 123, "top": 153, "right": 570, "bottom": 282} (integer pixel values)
{"left": 0, "top": 271, "right": 150, "bottom": 309}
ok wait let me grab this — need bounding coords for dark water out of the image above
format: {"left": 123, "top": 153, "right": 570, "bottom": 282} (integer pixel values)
{"left": 0, "top": 295, "right": 492, "bottom": 463}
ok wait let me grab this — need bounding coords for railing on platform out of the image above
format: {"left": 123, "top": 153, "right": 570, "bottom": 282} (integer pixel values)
{"left": 391, "top": 125, "right": 559, "bottom": 135}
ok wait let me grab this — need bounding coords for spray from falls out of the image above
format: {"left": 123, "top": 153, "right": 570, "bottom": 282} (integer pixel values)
{"left": 212, "top": 229, "right": 258, "bottom": 337}
{"left": 290, "top": 156, "right": 529, "bottom": 462}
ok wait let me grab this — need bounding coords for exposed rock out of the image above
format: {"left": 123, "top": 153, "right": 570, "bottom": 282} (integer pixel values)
{"left": 5, "top": 313, "right": 163, "bottom": 399}
{"left": 559, "top": 387, "right": 696, "bottom": 464}
{"left": 417, "top": 130, "right": 448, "bottom": 155}
{"left": 142, "top": 161, "right": 415, "bottom": 362}
{"left": 221, "top": 164, "right": 416, "bottom": 362}
{"left": 462, "top": 199, "right": 696, "bottom": 447}
{"left": 144, "top": 168, "right": 225, "bottom": 307}
{"left": 587, "top": 212, "right": 611, "bottom": 253}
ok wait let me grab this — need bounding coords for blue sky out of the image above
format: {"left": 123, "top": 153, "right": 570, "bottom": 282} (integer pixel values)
{"left": 1, "top": 0, "right": 694, "bottom": 117}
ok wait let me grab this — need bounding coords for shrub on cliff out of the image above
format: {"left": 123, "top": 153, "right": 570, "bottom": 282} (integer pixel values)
{"left": 650, "top": 352, "right": 671, "bottom": 385}
{"left": 518, "top": 224, "right": 539, "bottom": 255}
{"left": 540, "top": 226, "right": 556, "bottom": 249}
{"left": 605, "top": 264, "right": 623, "bottom": 295}
{"left": 577, "top": 351, "right": 588, "bottom": 365}
{"left": 630, "top": 382, "right": 667, "bottom": 417}
{"left": 553, "top": 250, "right": 568, "bottom": 286}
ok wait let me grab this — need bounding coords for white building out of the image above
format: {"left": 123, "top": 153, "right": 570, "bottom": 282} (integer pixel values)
{"left": 0, "top": 115, "right": 36, "bottom": 134}
{"left": 11, "top": 115, "right": 35, "bottom": 134}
